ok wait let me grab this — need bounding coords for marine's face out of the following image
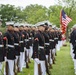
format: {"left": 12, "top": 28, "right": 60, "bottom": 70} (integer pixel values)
{"left": 50, "top": 29, "right": 54, "bottom": 32}
{"left": 24, "top": 27, "right": 28, "bottom": 31}
{"left": 32, "top": 27, "right": 35, "bottom": 31}
{"left": 14, "top": 27, "right": 19, "bottom": 32}
{"left": 7, "top": 25, "right": 14, "bottom": 31}
{"left": 28, "top": 27, "right": 31, "bottom": 30}
{"left": 38, "top": 26, "right": 45, "bottom": 32}
{"left": 35, "top": 28, "right": 38, "bottom": 31}
{"left": 19, "top": 26, "right": 24, "bottom": 31}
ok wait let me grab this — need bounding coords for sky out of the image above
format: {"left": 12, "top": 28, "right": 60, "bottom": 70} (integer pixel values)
{"left": 0, "top": 0, "right": 58, "bottom": 8}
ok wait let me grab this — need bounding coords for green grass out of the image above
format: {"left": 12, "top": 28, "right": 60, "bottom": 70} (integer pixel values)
{"left": 51, "top": 43, "right": 75, "bottom": 75}
{"left": 17, "top": 43, "right": 75, "bottom": 75}
{"left": 18, "top": 61, "right": 34, "bottom": 75}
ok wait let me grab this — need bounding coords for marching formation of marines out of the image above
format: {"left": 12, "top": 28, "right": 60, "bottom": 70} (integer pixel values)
{"left": 0, "top": 20, "right": 63, "bottom": 75}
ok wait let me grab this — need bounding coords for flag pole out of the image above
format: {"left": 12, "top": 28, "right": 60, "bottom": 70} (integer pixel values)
{"left": 66, "top": 25, "right": 69, "bottom": 42}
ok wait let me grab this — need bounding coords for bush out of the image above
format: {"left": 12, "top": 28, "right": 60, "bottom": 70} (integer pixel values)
{"left": 0, "top": 27, "right": 6, "bottom": 34}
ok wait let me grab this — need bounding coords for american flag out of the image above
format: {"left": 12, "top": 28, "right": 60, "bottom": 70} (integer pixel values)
{"left": 60, "top": 9, "right": 72, "bottom": 34}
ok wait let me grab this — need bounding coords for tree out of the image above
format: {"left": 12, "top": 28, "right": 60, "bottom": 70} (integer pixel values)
{"left": 58, "top": 0, "right": 76, "bottom": 41}
{"left": 0, "top": 2, "right": 76, "bottom": 28}
{"left": 0, "top": 4, "right": 25, "bottom": 26}
{"left": 0, "top": 4, "right": 16, "bottom": 26}
{"left": 48, "top": 5, "right": 62, "bottom": 27}
{"left": 23, "top": 4, "right": 48, "bottom": 24}
{"left": 58, "top": 0, "right": 76, "bottom": 27}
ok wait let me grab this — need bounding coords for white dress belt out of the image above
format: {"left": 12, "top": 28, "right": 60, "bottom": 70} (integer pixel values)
{"left": 45, "top": 43, "right": 49, "bottom": 45}
{"left": 29, "top": 38, "right": 31, "bottom": 39}
{"left": 49, "top": 39, "right": 54, "bottom": 42}
{"left": 7, "top": 45, "right": 14, "bottom": 48}
{"left": 14, "top": 43, "right": 19, "bottom": 46}
{"left": 25, "top": 39, "right": 29, "bottom": 41}
{"left": 54, "top": 38, "right": 58, "bottom": 40}
{"left": 19, "top": 41, "right": 24, "bottom": 43}
{"left": 0, "top": 45, "right": 4, "bottom": 47}
{"left": 39, "top": 46, "right": 44, "bottom": 49}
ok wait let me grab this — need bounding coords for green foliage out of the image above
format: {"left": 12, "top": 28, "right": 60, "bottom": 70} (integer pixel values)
{"left": 23, "top": 4, "right": 48, "bottom": 24}
{"left": 48, "top": 5, "right": 62, "bottom": 27}
{"left": 0, "top": 4, "right": 16, "bottom": 20}
{"left": 58, "top": 0, "right": 76, "bottom": 28}
{"left": 0, "top": 27, "right": 6, "bottom": 34}
{"left": 0, "top": 0, "right": 76, "bottom": 28}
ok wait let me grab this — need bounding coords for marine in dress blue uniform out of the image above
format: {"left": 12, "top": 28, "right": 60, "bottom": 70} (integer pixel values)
{"left": 3, "top": 21, "right": 15, "bottom": 75}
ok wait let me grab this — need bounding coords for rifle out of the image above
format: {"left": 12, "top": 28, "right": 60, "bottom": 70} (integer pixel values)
{"left": 3, "top": 37, "right": 9, "bottom": 75}
{"left": 17, "top": 56, "right": 20, "bottom": 73}
{"left": 45, "top": 58, "right": 51, "bottom": 75}
{"left": 5, "top": 57, "right": 8, "bottom": 75}
{"left": 28, "top": 41, "right": 31, "bottom": 63}
{"left": 38, "top": 64, "right": 42, "bottom": 75}
{"left": 48, "top": 53, "right": 52, "bottom": 69}
{"left": 48, "top": 53, "right": 50, "bottom": 64}
{"left": 51, "top": 49, "right": 55, "bottom": 64}
{"left": 14, "top": 60, "right": 17, "bottom": 75}
{"left": 28, "top": 50, "right": 31, "bottom": 63}
{"left": 52, "top": 54, "right": 54, "bottom": 64}
{"left": 44, "top": 46, "right": 51, "bottom": 75}
{"left": 25, "top": 50, "right": 29, "bottom": 68}
{"left": 55, "top": 46, "right": 57, "bottom": 56}
{"left": 44, "top": 48, "right": 51, "bottom": 75}
{"left": 45, "top": 59, "right": 50, "bottom": 75}
{"left": 48, "top": 52, "right": 52, "bottom": 69}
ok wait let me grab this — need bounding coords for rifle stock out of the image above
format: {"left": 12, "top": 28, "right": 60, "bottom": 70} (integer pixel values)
{"left": 38, "top": 64, "right": 42, "bottom": 75}
{"left": 48, "top": 54, "right": 50, "bottom": 64}
{"left": 4, "top": 37, "right": 9, "bottom": 75}
{"left": 28, "top": 52, "right": 31, "bottom": 63}
{"left": 17, "top": 56, "right": 19, "bottom": 72}
{"left": 25, "top": 51, "right": 27, "bottom": 62}
{"left": 25, "top": 51, "right": 29, "bottom": 68}
{"left": 52, "top": 50, "right": 55, "bottom": 64}
{"left": 6, "top": 61, "right": 8, "bottom": 75}
{"left": 45, "top": 58, "right": 51, "bottom": 75}
{"left": 17, "top": 57, "right": 20, "bottom": 72}
{"left": 14, "top": 61, "right": 17, "bottom": 75}
{"left": 51, "top": 50, "right": 53, "bottom": 61}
